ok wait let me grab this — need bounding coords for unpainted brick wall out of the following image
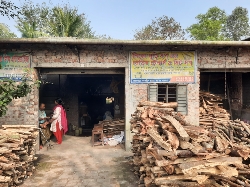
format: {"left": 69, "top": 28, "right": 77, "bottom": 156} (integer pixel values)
{"left": 0, "top": 69, "right": 39, "bottom": 126}
{"left": 198, "top": 47, "right": 250, "bottom": 68}
{"left": 31, "top": 45, "right": 128, "bottom": 68}
{"left": 186, "top": 71, "right": 200, "bottom": 126}
{"left": 1, "top": 44, "right": 250, "bottom": 129}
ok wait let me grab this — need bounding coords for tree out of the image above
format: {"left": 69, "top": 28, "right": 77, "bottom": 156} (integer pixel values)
{"left": 17, "top": 22, "right": 49, "bottom": 38}
{"left": 95, "top": 34, "right": 113, "bottom": 40}
{"left": 0, "top": 70, "right": 39, "bottom": 117}
{"left": 49, "top": 6, "right": 95, "bottom": 38}
{"left": 134, "top": 16, "right": 186, "bottom": 40}
{"left": 223, "top": 7, "right": 250, "bottom": 41}
{"left": 16, "top": 1, "right": 96, "bottom": 38}
{"left": 0, "top": 23, "right": 16, "bottom": 38}
{"left": 187, "top": 7, "right": 227, "bottom": 41}
{"left": 0, "top": 0, "right": 19, "bottom": 18}
{"left": 16, "top": 1, "right": 51, "bottom": 38}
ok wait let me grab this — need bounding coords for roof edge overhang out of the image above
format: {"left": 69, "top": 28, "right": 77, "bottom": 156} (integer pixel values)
{"left": 1, "top": 38, "right": 250, "bottom": 47}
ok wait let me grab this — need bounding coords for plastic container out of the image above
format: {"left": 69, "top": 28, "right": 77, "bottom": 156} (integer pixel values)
{"left": 75, "top": 129, "right": 80, "bottom": 136}
{"left": 79, "top": 128, "right": 82, "bottom": 135}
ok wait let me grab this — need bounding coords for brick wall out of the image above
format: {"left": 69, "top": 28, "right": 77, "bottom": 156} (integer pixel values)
{"left": 186, "top": 70, "right": 200, "bottom": 126}
{"left": 198, "top": 47, "right": 250, "bottom": 69}
{"left": 31, "top": 44, "right": 128, "bottom": 68}
{"left": 0, "top": 69, "right": 39, "bottom": 126}
{"left": 1, "top": 43, "right": 250, "bottom": 132}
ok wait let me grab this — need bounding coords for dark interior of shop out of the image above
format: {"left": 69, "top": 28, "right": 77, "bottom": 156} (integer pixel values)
{"left": 200, "top": 72, "right": 250, "bottom": 121}
{"left": 200, "top": 72, "right": 226, "bottom": 95}
{"left": 39, "top": 73, "right": 125, "bottom": 136}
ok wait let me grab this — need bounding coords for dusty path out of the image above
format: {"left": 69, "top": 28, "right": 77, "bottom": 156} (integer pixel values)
{"left": 20, "top": 135, "right": 138, "bottom": 187}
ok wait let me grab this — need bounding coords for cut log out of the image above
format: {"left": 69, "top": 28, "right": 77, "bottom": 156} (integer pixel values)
{"left": 178, "top": 157, "right": 242, "bottom": 175}
{"left": 165, "top": 130, "right": 179, "bottom": 150}
{"left": 240, "top": 121, "right": 250, "bottom": 135}
{"left": 147, "top": 128, "right": 172, "bottom": 151}
{"left": 155, "top": 174, "right": 209, "bottom": 185}
{"left": 162, "top": 115, "right": 189, "bottom": 141}
{"left": 0, "top": 176, "right": 11, "bottom": 183}
{"left": 139, "top": 101, "right": 178, "bottom": 108}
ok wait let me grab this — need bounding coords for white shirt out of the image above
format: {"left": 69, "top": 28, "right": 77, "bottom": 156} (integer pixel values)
{"left": 50, "top": 107, "right": 63, "bottom": 132}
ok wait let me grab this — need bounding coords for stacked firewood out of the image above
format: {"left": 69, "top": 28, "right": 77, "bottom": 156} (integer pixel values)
{"left": 102, "top": 119, "right": 125, "bottom": 137}
{"left": 200, "top": 91, "right": 231, "bottom": 126}
{"left": 199, "top": 91, "right": 250, "bottom": 150}
{"left": 131, "top": 101, "right": 250, "bottom": 187}
{"left": 0, "top": 125, "right": 39, "bottom": 187}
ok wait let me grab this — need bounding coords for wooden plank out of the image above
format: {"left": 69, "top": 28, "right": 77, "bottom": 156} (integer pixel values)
{"left": 162, "top": 115, "right": 189, "bottom": 141}
{"left": 147, "top": 128, "right": 172, "bottom": 151}
{"left": 2, "top": 125, "right": 38, "bottom": 128}
{"left": 155, "top": 174, "right": 209, "bottom": 185}
{"left": 178, "top": 157, "right": 242, "bottom": 175}
{"left": 155, "top": 153, "right": 223, "bottom": 167}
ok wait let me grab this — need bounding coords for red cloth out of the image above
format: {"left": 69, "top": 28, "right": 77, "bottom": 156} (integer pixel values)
{"left": 53, "top": 121, "right": 62, "bottom": 144}
{"left": 53, "top": 105, "right": 68, "bottom": 134}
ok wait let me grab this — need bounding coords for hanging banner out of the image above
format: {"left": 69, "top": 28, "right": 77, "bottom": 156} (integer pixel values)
{"left": 0, "top": 53, "right": 30, "bottom": 81}
{"left": 130, "top": 51, "right": 196, "bottom": 84}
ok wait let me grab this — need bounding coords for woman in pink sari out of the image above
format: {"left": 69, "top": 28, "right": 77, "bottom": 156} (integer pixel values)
{"left": 50, "top": 98, "right": 68, "bottom": 144}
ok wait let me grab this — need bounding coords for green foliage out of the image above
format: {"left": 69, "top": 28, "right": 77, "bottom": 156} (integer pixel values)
{"left": 134, "top": 16, "right": 186, "bottom": 40}
{"left": 0, "top": 23, "right": 17, "bottom": 38}
{"left": 49, "top": 6, "right": 95, "bottom": 38}
{"left": 223, "top": 7, "right": 250, "bottom": 41}
{"left": 187, "top": 7, "right": 228, "bottom": 41}
{"left": 16, "top": 1, "right": 99, "bottom": 39}
{"left": 94, "top": 34, "right": 113, "bottom": 40}
{"left": 17, "top": 22, "right": 49, "bottom": 38}
{"left": 16, "top": 1, "right": 51, "bottom": 38}
{"left": 0, "top": 69, "right": 39, "bottom": 117}
{"left": 0, "top": 0, "right": 20, "bottom": 18}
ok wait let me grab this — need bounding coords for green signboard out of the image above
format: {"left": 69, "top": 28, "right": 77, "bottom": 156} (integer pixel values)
{"left": 0, "top": 53, "right": 30, "bottom": 81}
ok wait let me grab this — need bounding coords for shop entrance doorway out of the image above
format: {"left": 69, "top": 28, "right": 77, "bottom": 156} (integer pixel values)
{"left": 39, "top": 68, "right": 125, "bottom": 136}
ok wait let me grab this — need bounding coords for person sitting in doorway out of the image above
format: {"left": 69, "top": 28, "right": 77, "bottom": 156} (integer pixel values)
{"left": 39, "top": 103, "right": 52, "bottom": 149}
{"left": 103, "top": 111, "right": 113, "bottom": 121}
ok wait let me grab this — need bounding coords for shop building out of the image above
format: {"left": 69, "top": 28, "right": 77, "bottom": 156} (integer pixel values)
{"left": 0, "top": 38, "right": 250, "bottom": 150}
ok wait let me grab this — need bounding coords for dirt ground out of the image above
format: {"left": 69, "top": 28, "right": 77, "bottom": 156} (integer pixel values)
{"left": 20, "top": 135, "right": 138, "bottom": 187}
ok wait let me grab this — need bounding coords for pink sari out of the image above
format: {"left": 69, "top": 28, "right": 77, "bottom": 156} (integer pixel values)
{"left": 53, "top": 105, "right": 68, "bottom": 135}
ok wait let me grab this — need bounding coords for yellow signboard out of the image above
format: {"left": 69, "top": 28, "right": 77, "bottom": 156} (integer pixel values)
{"left": 130, "top": 51, "right": 196, "bottom": 84}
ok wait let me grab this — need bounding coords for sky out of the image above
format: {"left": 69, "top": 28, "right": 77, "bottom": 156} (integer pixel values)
{"left": 1, "top": 0, "right": 250, "bottom": 39}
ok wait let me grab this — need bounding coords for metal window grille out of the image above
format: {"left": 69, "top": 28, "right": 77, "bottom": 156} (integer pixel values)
{"left": 157, "top": 84, "right": 177, "bottom": 103}
{"left": 148, "top": 84, "right": 187, "bottom": 115}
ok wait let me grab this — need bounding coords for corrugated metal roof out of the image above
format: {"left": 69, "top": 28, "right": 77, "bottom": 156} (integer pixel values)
{"left": 1, "top": 38, "right": 250, "bottom": 46}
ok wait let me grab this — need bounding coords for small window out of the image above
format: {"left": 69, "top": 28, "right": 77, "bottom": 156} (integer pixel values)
{"left": 158, "top": 84, "right": 177, "bottom": 103}
{"left": 148, "top": 84, "right": 187, "bottom": 115}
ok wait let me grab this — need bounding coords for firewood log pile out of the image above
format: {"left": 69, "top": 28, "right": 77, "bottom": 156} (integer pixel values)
{"left": 0, "top": 125, "right": 39, "bottom": 187}
{"left": 199, "top": 91, "right": 250, "bottom": 153}
{"left": 200, "top": 91, "right": 231, "bottom": 126}
{"left": 130, "top": 100, "right": 250, "bottom": 187}
{"left": 101, "top": 119, "right": 125, "bottom": 137}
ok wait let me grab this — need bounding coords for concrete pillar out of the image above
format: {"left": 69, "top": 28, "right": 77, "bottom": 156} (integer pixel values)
{"left": 125, "top": 67, "right": 132, "bottom": 151}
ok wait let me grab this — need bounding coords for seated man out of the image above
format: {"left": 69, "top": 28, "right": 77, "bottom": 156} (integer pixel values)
{"left": 103, "top": 111, "right": 113, "bottom": 121}
{"left": 39, "top": 103, "right": 52, "bottom": 148}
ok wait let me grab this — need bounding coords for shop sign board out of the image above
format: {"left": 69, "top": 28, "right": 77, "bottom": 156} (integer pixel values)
{"left": 130, "top": 51, "right": 196, "bottom": 84}
{"left": 0, "top": 53, "right": 30, "bottom": 81}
